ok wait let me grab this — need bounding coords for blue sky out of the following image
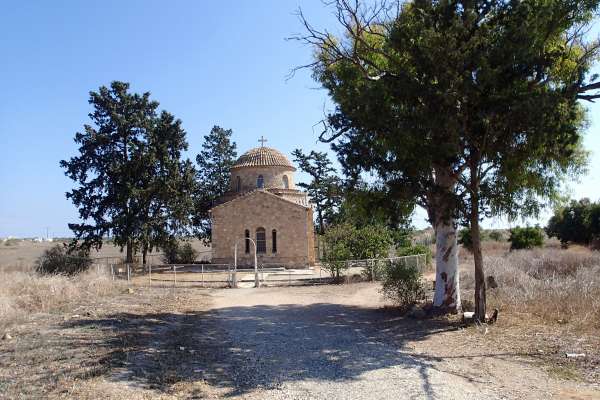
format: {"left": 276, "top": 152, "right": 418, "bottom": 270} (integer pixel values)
{"left": 0, "top": 1, "right": 599, "bottom": 237}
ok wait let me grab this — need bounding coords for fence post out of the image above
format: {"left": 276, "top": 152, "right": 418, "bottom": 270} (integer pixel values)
{"left": 111, "top": 264, "right": 114, "bottom": 281}
{"left": 149, "top": 263, "right": 152, "bottom": 286}
{"left": 127, "top": 264, "right": 130, "bottom": 282}
{"left": 173, "top": 265, "right": 176, "bottom": 287}
{"left": 202, "top": 264, "right": 205, "bottom": 288}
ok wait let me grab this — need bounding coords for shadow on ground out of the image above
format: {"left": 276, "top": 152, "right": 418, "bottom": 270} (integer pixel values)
{"left": 51, "top": 302, "right": 475, "bottom": 398}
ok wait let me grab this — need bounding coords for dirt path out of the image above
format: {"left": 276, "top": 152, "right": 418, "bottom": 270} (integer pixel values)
{"left": 190, "top": 284, "right": 599, "bottom": 399}
{"left": 1, "top": 283, "right": 599, "bottom": 399}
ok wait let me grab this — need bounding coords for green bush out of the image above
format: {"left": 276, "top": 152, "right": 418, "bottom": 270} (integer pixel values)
{"left": 396, "top": 244, "right": 432, "bottom": 266}
{"left": 350, "top": 224, "right": 393, "bottom": 280}
{"left": 349, "top": 224, "right": 393, "bottom": 259}
{"left": 546, "top": 199, "right": 600, "bottom": 246}
{"left": 321, "top": 223, "right": 397, "bottom": 280}
{"left": 381, "top": 258, "right": 426, "bottom": 307}
{"left": 162, "top": 241, "right": 198, "bottom": 264}
{"left": 35, "top": 245, "right": 92, "bottom": 275}
{"left": 321, "top": 223, "right": 354, "bottom": 280}
{"left": 509, "top": 226, "right": 544, "bottom": 250}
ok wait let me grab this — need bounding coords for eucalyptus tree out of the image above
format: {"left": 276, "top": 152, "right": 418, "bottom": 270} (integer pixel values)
{"left": 294, "top": 0, "right": 600, "bottom": 319}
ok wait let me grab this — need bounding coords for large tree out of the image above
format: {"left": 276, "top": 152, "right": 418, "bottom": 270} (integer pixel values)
{"left": 61, "top": 81, "right": 196, "bottom": 263}
{"left": 194, "top": 126, "right": 237, "bottom": 241}
{"left": 292, "top": 149, "right": 342, "bottom": 233}
{"left": 137, "top": 111, "right": 198, "bottom": 264}
{"left": 295, "top": 0, "right": 600, "bottom": 319}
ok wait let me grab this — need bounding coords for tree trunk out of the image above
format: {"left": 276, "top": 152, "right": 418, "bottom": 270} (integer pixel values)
{"left": 430, "top": 165, "right": 461, "bottom": 313}
{"left": 471, "top": 216, "right": 486, "bottom": 322}
{"left": 142, "top": 245, "right": 148, "bottom": 266}
{"left": 432, "top": 218, "right": 461, "bottom": 312}
{"left": 126, "top": 239, "right": 134, "bottom": 264}
{"left": 318, "top": 209, "right": 325, "bottom": 234}
{"left": 470, "top": 171, "right": 486, "bottom": 322}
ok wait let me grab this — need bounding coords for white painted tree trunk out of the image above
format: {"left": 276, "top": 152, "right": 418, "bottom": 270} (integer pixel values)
{"left": 432, "top": 219, "right": 461, "bottom": 311}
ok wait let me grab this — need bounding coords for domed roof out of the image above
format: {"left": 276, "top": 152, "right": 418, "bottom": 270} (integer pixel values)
{"left": 232, "top": 147, "right": 295, "bottom": 170}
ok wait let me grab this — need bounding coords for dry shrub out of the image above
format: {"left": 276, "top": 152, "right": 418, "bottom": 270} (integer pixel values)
{"left": 463, "top": 249, "right": 600, "bottom": 330}
{"left": 0, "top": 269, "right": 123, "bottom": 331}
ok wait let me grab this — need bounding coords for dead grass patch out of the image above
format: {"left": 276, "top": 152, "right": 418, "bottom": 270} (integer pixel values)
{"left": 461, "top": 248, "right": 600, "bottom": 330}
{"left": 0, "top": 270, "right": 124, "bottom": 332}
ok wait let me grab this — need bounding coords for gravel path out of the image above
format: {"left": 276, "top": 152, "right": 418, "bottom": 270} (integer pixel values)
{"left": 195, "top": 285, "right": 506, "bottom": 400}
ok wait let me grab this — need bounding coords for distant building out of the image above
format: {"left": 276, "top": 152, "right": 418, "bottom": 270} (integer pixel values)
{"left": 210, "top": 144, "right": 316, "bottom": 268}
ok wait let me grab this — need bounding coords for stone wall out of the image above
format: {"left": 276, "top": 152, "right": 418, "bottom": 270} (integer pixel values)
{"left": 211, "top": 191, "right": 315, "bottom": 268}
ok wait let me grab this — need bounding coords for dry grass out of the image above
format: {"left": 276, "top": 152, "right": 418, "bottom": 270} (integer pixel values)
{"left": 461, "top": 248, "right": 600, "bottom": 330}
{"left": 0, "top": 269, "right": 124, "bottom": 332}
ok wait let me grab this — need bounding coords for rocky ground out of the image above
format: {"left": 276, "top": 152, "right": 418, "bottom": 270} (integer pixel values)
{"left": 1, "top": 283, "right": 598, "bottom": 399}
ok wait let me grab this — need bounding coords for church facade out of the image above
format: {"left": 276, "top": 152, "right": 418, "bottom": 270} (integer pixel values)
{"left": 209, "top": 145, "right": 316, "bottom": 268}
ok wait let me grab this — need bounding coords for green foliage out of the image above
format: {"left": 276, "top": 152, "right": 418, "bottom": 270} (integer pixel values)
{"left": 335, "top": 181, "right": 414, "bottom": 240}
{"left": 381, "top": 259, "right": 426, "bottom": 307}
{"left": 35, "top": 245, "right": 92, "bottom": 275}
{"left": 292, "top": 149, "right": 342, "bottom": 233}
{"left": 321, "top": 223, "right": 354, "bottom": 280}
{"left": 509, "top": 226, "right": 545, "bottom": 250}
{"left": 304, "top": 1, "right": 596, "bottom": 230}
{"left": 396, "top": 244, "right": 432, "bottom": 266}
{"left": 458, "top": 228, "right": 474, "bottom": 251}
{"left": 60, "top": 81, "right": 196, "bottom": 262}
{"left": 194, "top": 126, "right": 237, "bottom": 242}
{"left": 321, "top": 223, "right": 395, "bottom": 280}
{"left": 349, "top": 224, "right": 393, "bottom": 260}
{"left": 162, "top": 241, "right": 198, "bottom": 264}
{"left": 546, "top": 198, "right": 600, "bottom": 246}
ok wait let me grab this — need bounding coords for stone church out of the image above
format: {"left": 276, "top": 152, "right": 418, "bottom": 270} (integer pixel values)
{"left": 210, "top": 142, "right": 316, "bottom": 268}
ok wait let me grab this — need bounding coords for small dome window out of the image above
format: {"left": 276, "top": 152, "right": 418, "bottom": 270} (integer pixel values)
{"left": 257, "top": 175, "right": 264, "bottom": 188}
{"left": 282, "top": 175, "right": 289, "bottom": 189}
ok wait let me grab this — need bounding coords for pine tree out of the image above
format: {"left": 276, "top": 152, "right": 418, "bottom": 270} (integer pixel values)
{"left": 61, "top": 81, "right": 196, "bottom": 263}
{"left": 194, "top": 126, "right": 237, "bottom": 241}
{"left": 292, "top": 149, "right": 342, "bottom": 233}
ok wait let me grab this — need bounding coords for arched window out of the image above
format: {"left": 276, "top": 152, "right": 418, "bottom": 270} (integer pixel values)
{"left": 244, "top": 229, "right": 250, "bottom": 254}
{"left": 272, "top": 229, "right": 277, "bottom": 253}
{"left": 282, "top": 175, "right": 289, "bottom": 189}
{"left": 236, "top": 176, "right": 241, "bottom": 192}
{"left": 256, "top": 228, "right": 266, "bottom": 253}
{"left": 257, "top": 175, "right": 264, "bottom": 188}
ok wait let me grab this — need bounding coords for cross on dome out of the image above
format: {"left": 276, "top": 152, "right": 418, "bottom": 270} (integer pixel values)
{"left": 258, "top": 136, "right": 267, "bottom": 147}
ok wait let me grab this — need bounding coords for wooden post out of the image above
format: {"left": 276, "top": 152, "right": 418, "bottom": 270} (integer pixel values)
{"left": 127, "top": 264, "right": 130, "bottom": 282}
{"left": 202, "top": 264, "right": 205, "bottom": 288}
{"left": 149, "top": 263, "right": 152, "bottom": 286}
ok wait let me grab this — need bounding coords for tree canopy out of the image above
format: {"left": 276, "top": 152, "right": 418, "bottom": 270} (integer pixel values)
{"left": 546, "top": 198, "right": 600, "bottom": 246}
{"left": 194, "top": 126, "right": 237, "bottom": 242}
{"left": 295, "top": 0, "right": 600, "bottom": 319}
{"left": 61, "top": 81, "right": 196, "bottom": 262}
{"left": 292, "top": 149, "right": 342, "bottom": 233}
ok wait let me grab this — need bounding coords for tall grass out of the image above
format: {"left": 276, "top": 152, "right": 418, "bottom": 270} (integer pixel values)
{"left": 0, "top": 269, "right": 123, "bottom": 331}
{"left": 462, "top": 249, "right": 600, "bottom": 329}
